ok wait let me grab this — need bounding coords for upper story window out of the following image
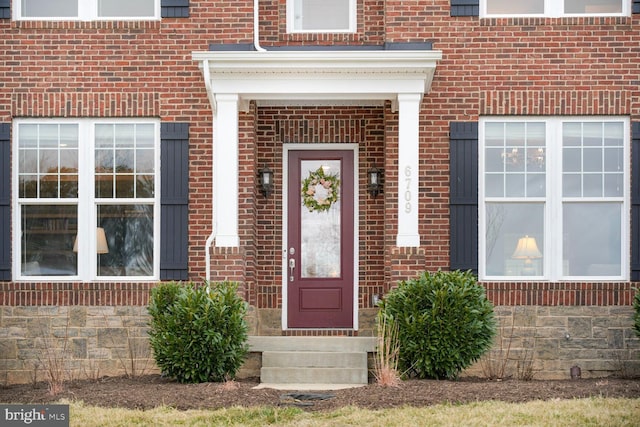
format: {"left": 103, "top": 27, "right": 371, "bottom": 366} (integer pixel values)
{"left": 15, "top": 0, "right": 159, "bottom": 20}
{"left": 479, "top": 117, "right": 629, "bottom": 281}
{"left": 482, "top": 0, "right": 628, "bottom": 17}
{"left": 13, "top": 119, "right": 160, "bottom": 281}
{"left": 288, "top": 0, "right": 356, "bottom": 33}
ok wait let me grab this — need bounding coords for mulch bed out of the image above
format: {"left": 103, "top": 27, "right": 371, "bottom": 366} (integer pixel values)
{"left": 1, "top": 375, "right": 639, "bottom": 411}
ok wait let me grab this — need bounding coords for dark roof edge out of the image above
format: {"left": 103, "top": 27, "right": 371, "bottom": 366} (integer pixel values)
{"left": 208, "top": 42, "right": 433, "bottom": 52}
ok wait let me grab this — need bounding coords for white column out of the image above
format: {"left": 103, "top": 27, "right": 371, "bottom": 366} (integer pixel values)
{"left": 396, "top": 93, "right": 422, "bottom": 247}
{"left": 213, "top": 94, "right": 240, "bottom": 247}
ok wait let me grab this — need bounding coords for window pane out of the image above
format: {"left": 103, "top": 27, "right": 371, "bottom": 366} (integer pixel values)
{"left": 486, "top": 148, "right": 504, "bottom": 173}
{"left": 485, "top": 203, "right": 544, "bottom": 277}
{"left": 300, "top": 160, "right": 341, "bottom": 278}
{"left": 98, "top": 0, "right": 155, "bottom": 17}
{"left": 487, "top": 0, "right": 543, "bottom": 14}
{"left": 96, "top": 123, "right": 154, "bottom": 199}
{"left": 21, "top": 205, "right": 77, "bottom": 276}
{"left": 22, "top": 0, "right": 77, "bottom": 17}
{"left": 565, "top": 0, "right": 622, "bottom": 14}
{"left": 526, "top": 174, "right": 545, "bottom": 197}
{"left": 604, "top": 174, "right": 623, "bottom": 197}
{"left": 294, "top": 0, "right": 351, "bottom": 31}
{"left": 583, "top": 174, "right": 602, "bottom": 197}
{"left": 505, "top": 174, "right": 525, "bottom": 197}
{"left": 563, "top": 174, "right": 581, "bottom": 197}
{"left": 485, "top": 174, "right": 504, "bottom": 197}
{"left": 583, "top": 148, "right": 602, "bottom": 172}
{"left": 96, "top": 124, "right": 114, "bottom": 148}
{"left": 484, "top": 121, "right": 545, "bottom": 199}
{"left": 97, "top": 204, "right": 154, "bottom": 277}
{"left": 19, "top": 124, "right": 78, "bottom": 199}
{"left": 563, "top": 203, "right": 621, "bottom": 276}
{"left": 562, "top": 121, "right": 623, "bottom": 199}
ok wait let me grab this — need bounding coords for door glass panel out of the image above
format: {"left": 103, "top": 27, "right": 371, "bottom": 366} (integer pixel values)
{"left": 300, "top": 160, "right": 341, "bottom": 278}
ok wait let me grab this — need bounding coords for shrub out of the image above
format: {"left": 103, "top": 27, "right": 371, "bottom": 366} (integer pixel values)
{"left": 379, "top": 270, "right": 496, "bottom": 380}
{"left": 148, "top": 281, "right": 249, "bottom": 383}
{"left": 633, "top": 289, "right": 640, "bottom": 339}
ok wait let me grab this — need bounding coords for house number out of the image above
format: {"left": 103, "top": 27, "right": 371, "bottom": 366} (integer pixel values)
{"left": 404, "top": 165, "right": 412, "bottom": 213}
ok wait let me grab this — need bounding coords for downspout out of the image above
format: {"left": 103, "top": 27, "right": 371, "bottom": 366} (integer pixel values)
{"left": 253, "top": 0, "right": 266, "bottom": 52}
{"left": 203, "top": 58, "right": 216, "bottom": 282}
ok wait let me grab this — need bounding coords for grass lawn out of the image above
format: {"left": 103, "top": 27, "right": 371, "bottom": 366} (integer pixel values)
{"left": 67, "top": 397, "right": 640, "bottom": 426}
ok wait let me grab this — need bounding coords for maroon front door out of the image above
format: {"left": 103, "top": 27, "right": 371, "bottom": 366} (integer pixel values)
{"left": 287, "top": 149, "right": 354, "bottom": 328}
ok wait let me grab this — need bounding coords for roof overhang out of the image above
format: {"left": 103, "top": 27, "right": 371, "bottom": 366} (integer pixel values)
{"left": 192, "top": 50, "right": 442, "bottom": 112}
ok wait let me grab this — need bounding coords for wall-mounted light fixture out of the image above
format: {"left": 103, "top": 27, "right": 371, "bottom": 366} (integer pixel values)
{"left": 367, "top": 166, "right": 383, "bottom": 198}
{"left": 258, "top": 164, "right": 274, "bottom": 198}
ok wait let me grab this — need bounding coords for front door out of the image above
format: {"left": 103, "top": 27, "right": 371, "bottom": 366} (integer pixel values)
{"left": 286, "top": 149, "right": 354, "bottom": 328}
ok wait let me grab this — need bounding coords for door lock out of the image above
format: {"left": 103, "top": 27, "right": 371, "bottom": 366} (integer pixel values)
{"left": 289, "top": 258, "right": 295, "bottom": 282}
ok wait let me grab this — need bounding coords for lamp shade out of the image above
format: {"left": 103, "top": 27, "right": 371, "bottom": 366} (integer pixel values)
{"left": 512, "top": 235, "right": 542, "bottom": 259}
{"left": 73, "top": 227, "right": 109, "bottom": 254}
{"left": 96, "top": 227, "right": 109, "bottom": 254}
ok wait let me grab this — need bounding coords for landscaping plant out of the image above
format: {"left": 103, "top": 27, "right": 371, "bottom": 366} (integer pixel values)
{"left": 373, "top": 311, "right": 401, "bottom": 387}
{"left": 379, "top": 270, "right": 496, "bottom": 380}
{"left": 148, "top": 281, "right": 249, "bottom": 383}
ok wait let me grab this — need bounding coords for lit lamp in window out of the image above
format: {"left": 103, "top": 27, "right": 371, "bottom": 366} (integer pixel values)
{"left": 73, "top": 227, "right": 109, "bottom": 254}
{"left": 512, "top": 235, "right": 541, "bottom": 275}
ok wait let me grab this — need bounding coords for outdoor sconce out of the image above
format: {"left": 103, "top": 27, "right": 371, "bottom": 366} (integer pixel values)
{"left": 258, "top": 164, "right": 274, "bottom": 198}
{"left": 367, "top": 166, "right": 383, "bottom": 198}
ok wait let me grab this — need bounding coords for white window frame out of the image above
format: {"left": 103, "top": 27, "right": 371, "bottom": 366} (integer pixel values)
{"left": 13, "top": 0, "right": 160, "bottom": 21}
{"left": 287, "top": 0, "right": 357, "bottom": 33}
{"left": 480, "top": 0, "right": 630, "bottom": 18}
{"left": 12, "top": 118, "right": 161, "bottom": 282}
{"left": 479, "top": 116, "right": 630, "bottom": 282}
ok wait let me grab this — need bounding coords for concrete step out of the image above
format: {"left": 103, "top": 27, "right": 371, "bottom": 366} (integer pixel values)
{"left": 250, "top": 336, "right": 375, "bottom": 386}
{"left": 261, "top": 367, "right": 368, "bottom": 384}
{"left": 249, "top": 336, "right": 376, "bottom": 353}
{"left": 262, "top": 351, "right": 366, "bottom": 368}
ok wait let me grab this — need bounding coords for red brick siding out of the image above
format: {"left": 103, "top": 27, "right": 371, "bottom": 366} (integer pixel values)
{"left": 1, "top": 1, "right": 639, "bottom": 309}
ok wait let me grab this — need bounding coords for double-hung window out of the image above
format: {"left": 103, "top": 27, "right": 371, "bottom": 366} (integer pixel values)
{"left": 288, "top": 0, "right": 356, "bottom": 33}
{"left": 14, "top": 119, "right": 160, "bottom": 281}
{"left": 481, "top": 0, "right": 628, "bottom": 17}
{"left": 15, "top": 0, "right": 159, "bottom": 20}
{"left": 479, "top": 117, "right": 629, "bottom": 281}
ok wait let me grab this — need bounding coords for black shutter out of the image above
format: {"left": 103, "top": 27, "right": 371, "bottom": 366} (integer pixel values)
{"left": 160, "top": 122, "right": 189, "bottom": 281}
{"left": 634, "top": 0, "right": 640, "bottom": 14}
{"left": 451, "top": 0, "right": 479, "bottom": 16}
{"left": 161, "top": 0, "right": 189, "bottom": 18}
{"left": 449, "top": 122, "right": 479, "bottom": 274}
{"left": 0, "top": 123, "right": 10, "bottom": 281}
{"left": 631, "top": 122, "right": 640, "bottom": 280}
{"left": 0, "top": 0, "right": 10, "bottom": 19}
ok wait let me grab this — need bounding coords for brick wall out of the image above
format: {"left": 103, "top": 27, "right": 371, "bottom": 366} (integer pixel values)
{"left": 1, "top": 0, "right": 639, "bottom": 382}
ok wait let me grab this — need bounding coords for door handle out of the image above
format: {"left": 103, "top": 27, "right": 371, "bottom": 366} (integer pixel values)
{"left": 289, "top": 258, "right": 295, "bottom": 281}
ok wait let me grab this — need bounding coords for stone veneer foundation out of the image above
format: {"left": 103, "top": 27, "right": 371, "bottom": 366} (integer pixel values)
{"left": 1, "top": 305, "right": 638, "bottom": 385}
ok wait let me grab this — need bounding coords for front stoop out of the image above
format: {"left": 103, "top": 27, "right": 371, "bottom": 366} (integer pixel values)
{"left": 249, "top": 336, "right": 376, "bottom": 389}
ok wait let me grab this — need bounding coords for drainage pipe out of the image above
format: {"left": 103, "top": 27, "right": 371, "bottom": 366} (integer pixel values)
{"left": 253, "top": 0, "right": 266, "bottom": 52}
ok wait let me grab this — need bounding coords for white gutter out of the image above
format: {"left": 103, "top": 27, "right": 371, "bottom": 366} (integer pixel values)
{"left": 205, "top": 229, "right": 216, "bottom": 282}
{"left": 202, "top": 57, "right": 217, "bottom": 282}
{"left": 254, "top": 0, "right": 266, "bottom": 52}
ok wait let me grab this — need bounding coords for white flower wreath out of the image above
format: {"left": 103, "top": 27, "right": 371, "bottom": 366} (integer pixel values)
{"left": 301, "top": 167, "right": 340, "bottom": 212}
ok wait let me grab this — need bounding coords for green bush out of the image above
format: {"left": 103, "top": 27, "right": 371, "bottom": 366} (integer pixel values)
{"left": 148, "top": 281, "right": 249, "bottom": 383}
{"left": 379, "top": 270, "right": 496, "bottom": 380}
{"left": 633, "top": 289, "right": 640, "bottom": 339}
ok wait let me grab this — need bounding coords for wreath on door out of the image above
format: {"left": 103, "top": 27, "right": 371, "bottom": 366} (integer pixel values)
{"left": 301, "top": 167, "right": 340, "bottom": 212}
